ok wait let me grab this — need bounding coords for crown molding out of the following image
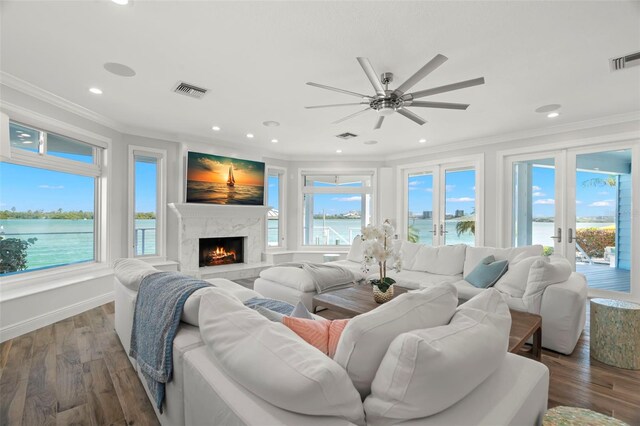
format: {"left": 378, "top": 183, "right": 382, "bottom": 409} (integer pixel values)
{"left": 0, "top": 71, "right": 123, "bottom": 132}
{"left": 385, "top": 110, "right": 640, "bottom": 162}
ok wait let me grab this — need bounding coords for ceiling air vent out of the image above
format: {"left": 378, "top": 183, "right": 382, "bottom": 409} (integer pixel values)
{"left": 610, "top": 51, "right": 640, "bottom": 71}
{"left": 172, "top": 81, "right": 209, "bottom": 99}
{"left": 336, "top": 132, "right": 358, "bottom": 140}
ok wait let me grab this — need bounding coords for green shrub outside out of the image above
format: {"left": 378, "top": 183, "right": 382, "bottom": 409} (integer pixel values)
{"left": 575, "top": 228, "right": 615, "bottom": 258}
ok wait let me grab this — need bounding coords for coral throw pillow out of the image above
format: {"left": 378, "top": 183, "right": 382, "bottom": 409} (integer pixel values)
{"left": 283, "top": 316, "right": 350, "bottom": 358}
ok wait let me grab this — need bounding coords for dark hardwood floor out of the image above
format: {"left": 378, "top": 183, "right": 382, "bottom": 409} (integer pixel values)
{"left": 1, "top": 285, "right": 638, "bottom": 425}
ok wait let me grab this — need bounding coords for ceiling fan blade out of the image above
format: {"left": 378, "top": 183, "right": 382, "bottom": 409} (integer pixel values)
{"left": 305, "top": 102, "right": 368, "bottom": 109}
{"left": 406, "top": 101, "right": 469, "bottom": 110}
{"left": 407, "top": 77, "right": 485, "bottom": 99}
{"left": 393, "top": 54, "right": 448, "bottom": 96}
{"left": 332, "top": 107, "right": 372, "bottom": 124}
{"left": 357, "top": 57, "right": 386, "bottom": 96}
{"left": 373, "top": 116, "right": 385, "bottom": 130}
{"left": 397, "top": 108, "right": 427, "bottom": 126}
{"left": 306, "top": 82, "right": 371, "bottom": 99}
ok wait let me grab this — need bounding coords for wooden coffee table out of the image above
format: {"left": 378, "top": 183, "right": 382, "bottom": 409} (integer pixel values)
{"left": 312, "top": 285, "right": 542, "bottom": 361}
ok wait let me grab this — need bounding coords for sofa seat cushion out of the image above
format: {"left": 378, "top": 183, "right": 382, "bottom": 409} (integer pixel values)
{"left": 334, "top": 283, "right": 458, "bottom": 398}
{"left": 328, "top": 259, "right": 368, "bottom": 280}
{"left": 388, "top": 270, "right": 462, "bottom": 290}
{"left": 198, "top": 289, "right": 365, "bottom": 425}
{"left": 448, "top": 280, "right": 485, "bottom": 301}
{"left": 364, "top": 289, "right": 511, "bottom": 423}
{"left": 411, "top": 244, "right": 467, "bottom": 276}
{"left": 259, "top": 266, "right": 316, "bottom": 292}
{"left": 463, "top": 245, "right": 543, "bottom": 278}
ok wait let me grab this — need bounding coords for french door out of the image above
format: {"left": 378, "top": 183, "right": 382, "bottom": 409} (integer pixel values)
{"left": 403, "top": 159, "right": 482, "bottom": 246}
{"left": 504, "top": 142, "right": 638, "bottom": 298}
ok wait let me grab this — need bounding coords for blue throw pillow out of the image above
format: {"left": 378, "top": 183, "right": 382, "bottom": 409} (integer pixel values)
{"left": 466, "top": 255, "right": 508, "bottom": 288}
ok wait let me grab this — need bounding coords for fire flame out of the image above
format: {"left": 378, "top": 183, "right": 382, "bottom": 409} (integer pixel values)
{"left": 206, "top": 246, "right": 237, "bottom": 265}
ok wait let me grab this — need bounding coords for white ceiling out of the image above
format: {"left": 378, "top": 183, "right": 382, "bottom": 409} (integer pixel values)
{"left": 1, "top": 1, "right": 639, "bottom": 158}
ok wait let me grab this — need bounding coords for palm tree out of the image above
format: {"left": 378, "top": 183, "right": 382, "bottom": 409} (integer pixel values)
{"left": 582, "top": 176, "right": 617, "bottom": 187}
{"left": 455, "top": 209, "right": 476, "bottom": 237}
{"left": 408, "top": 224, "right": 419, "bottom": 243}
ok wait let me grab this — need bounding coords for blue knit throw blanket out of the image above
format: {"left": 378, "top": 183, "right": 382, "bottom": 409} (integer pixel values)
{"left": 130, "top": 272, "right": 211, "bottom": 412}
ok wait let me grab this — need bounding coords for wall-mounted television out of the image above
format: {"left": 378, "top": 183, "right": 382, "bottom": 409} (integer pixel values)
{"left": 186, "top": 151, "right": 265, "bottom": 205}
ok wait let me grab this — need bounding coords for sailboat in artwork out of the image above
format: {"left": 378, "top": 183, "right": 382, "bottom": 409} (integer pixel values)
{"left": 226, "top": 165, "right": 235, "bottom": 187}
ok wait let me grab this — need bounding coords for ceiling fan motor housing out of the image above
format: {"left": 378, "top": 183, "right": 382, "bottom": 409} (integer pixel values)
{"left": 371, "top": 96, "right": 403, "bottom": 115}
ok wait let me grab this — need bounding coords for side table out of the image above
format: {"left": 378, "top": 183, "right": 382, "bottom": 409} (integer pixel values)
{"left": 590, "top": 298, "right": 640, "bottom": 370}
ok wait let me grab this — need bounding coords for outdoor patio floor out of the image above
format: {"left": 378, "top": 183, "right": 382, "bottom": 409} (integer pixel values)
{"left": 576, "top": 263, "right": 630, "bottom": 293}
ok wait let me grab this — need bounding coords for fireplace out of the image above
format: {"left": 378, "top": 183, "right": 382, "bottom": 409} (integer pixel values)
{"left": 199, "top": 237, "right": 244, "bottom": 267}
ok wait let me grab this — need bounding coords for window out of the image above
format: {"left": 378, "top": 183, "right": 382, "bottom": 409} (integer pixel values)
{"left": 267, "top": 168, "right": 285, "bottom": 247}
{"left": 0, "top": 121, "right": 104, "bottom": 276}
{"left": 129, "top": 147, "right": 165, "bottom": 258}
{"left": 302, "top": 173, "right": 373, "bottom": 246}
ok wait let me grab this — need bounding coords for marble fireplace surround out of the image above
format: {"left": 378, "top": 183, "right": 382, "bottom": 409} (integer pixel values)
{"left": 168, "top": 203, "right": 270, "bottom": 278}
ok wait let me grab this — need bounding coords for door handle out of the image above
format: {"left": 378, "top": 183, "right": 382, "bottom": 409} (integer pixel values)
{"left": 440, "top": 224, "right": 448, "bottom": 236}
{"left": 568, "top": 228, "right": 574, "bottom": 244}
{"left": 550, "top": 227, "right": 562, "bottom": 243}
{"left": 432, "top": 224, "right": 437, "bottom": 235}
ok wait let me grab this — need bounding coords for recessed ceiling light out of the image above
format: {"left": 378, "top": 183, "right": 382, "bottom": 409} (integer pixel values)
{"left": 246, "top": 133, "right": 254, "bottom": 138}
{"left": 263, "top": 121, "right": 280, "bottom": 127}
{"left": 211, "top": 126, "right": 221, "bottom": 131}
{"left": 271, "top": 139, "right": 278, "bottom": 143}
{"left": 336, "top": 149, "right": 342, "bottom": 154}
{"left": 89, "top": 87, "right": 103, "bottom": 95}
{"left": 535, "top": 104, "right": 562, "bottom": 114}
{"left": 419, "top": 138, "right": 427, "bottom": 144}
{"left": 103, "top": 62, "right": 136, "bottom": 77}
{"left": 363, "top": 140, "right": 378, "bottom": 145}
{"left": 111, "top": 0, "right": 129, "bottom": 5}
{"left": 547, "top": 112, "right": 560, "bottom": 118}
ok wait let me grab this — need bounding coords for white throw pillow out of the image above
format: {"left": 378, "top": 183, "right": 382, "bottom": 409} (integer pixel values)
{"left": 113, "top": 258, "right": 159, "bottom": 291}
{"left": 363, "top": 289, "right": 511, "bottom": 423}
{"left": 198, "top": 290, "right": 365, "bottom": 425}
{"left": 411, "top": 244, "right": 467, "bottom": 275}
{"left": 347, "top": 235, "right": 365, "bottom": 262}
{"left": 399, "top": 241, "right": 422, "bottom": 270}
{"left": 333, "top": 283, "right": 458, "bottom": 398}
{"left": 493, "top": 254, "right": 548, "bottom": 298}
{"left": 523, "top": 256, "right": 572, "bottom": 313}
{"left": 463, "top": 245, "right": 543, "bottom": 278}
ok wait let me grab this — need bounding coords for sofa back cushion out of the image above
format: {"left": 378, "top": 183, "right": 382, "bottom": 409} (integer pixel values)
{"left": 333, "top": 283, "right": 458, "bottom": 398}
{"left": 493, "top": 254, "right": 547, "bottom": 298}
{"left": 410, "top": 244, "right": 467, "bottom": 275}
{"left": 522, "top": 256, "right": 572, "bottom": 312}
{"left": 347, "top": 235, "right": 364, "bottom": 262}
{"left": 398, "top": 240, "right": 422, "bottom": 270}
{"left": 463, "top": 245, "right": 543, "bottom": 278}
{"left": 198, "top": 290, "right": 365, "bottom": 425}
{"left": 114, "top": 258, "right": 159, "bottom": 291}
{"left": 363, "top": 289, "right": 511, "bottom": 422}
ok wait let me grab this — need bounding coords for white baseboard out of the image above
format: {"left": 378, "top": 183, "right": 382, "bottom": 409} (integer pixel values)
{"left": 0, "top": 291, "right": 115, "bottom": 342}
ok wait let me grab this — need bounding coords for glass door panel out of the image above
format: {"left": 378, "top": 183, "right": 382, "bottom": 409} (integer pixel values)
{"left": 444, "top": 169, "right": 476, "bottom": 246}
{"left": 407, "top": 172, "right": 435, "bottom": 245}
{"left": 572, "top": 149, "right": 631, "bottom": 293}
{"left": 511, "top": 158, "right": 557, "bottom": 255}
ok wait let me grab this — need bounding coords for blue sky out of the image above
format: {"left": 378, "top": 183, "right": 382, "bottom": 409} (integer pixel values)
{"left": 409, "top": 170, "right": 476, "bottom": 216}
{"left": 1, "top": 161, "right": 157, "bottom": 212}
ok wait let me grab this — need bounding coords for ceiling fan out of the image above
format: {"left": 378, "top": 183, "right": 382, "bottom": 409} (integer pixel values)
{"left": 305, "top": 55, "right": 485, "bottom": 130}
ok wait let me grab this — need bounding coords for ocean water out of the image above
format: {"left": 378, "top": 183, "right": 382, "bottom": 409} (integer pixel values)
{"left": 186, "top": 181, "right": 264, "bottom": 205}
{"left": 0, "top": 219, "right": 156, "bottom": 274}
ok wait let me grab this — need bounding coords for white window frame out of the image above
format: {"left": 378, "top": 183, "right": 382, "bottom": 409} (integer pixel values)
{"left": 266, "top": 166, "right": 286, "bottom": 249}
{"left": 0, "top": 110, "right": 110, "bottom": 287}
{"left": 298, "top": 168, "right": 376, "bottom": 249}
{"left": 128, "top": 145, "right": 167, "bottom": 260}
{"left": 397, "top": 154, "right": 484, "bottom": 246}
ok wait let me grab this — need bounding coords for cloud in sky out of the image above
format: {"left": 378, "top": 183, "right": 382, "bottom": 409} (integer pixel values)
{"left": 532, "top": 192, "right": 545, "bottom": 197}
{"left": 446, "top": 197, "right": 475, "bottom": 202}
{"left": 425, "top": 188, "right": 433, "bottom": 193}
{"left": 38, "top": 185, "right": 64, "bottom": 190}
{"left": 408, "top": 181, "right": 420, "bottom": 186}
{"left": 598, "top": 191, "right": 610, "bottom": 195}
{"left": 332, "top": 196, "right": 361, "bottom": 202}
{"left": 532, "top": 185, "right": 542, "bottom": 191}
{"left": 534, "top": 199, "right": 555, "bottom": 205}
{"left": 589, "top": 199, "right": 614, "bottom": 207}
{"left": 576, "top": 200, "right": 583, "bottom": 204}
{"left": 445, "top": 185, "right": 456, "bottom": 191}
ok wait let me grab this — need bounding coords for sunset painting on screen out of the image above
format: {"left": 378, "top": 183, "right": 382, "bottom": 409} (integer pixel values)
{"left": 186, "top": 152, "right": 265, "bottom": 205}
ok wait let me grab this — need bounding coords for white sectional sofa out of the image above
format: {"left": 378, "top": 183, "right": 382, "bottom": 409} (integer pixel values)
{"left": 256, "top": 238, "right": 587, "bottom": 354}
{"left": 114, "top": 261, "right": 549, "bottom": 426}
